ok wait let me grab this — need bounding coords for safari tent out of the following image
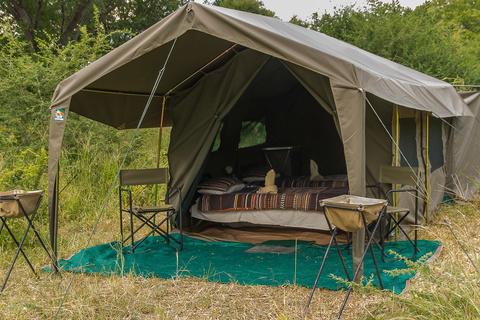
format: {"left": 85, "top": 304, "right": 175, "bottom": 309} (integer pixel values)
{"left": 47, "top": 3, "right": 473, "bottom": 258}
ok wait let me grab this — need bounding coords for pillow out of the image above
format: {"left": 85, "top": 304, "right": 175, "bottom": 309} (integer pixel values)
{"left": 310, "top": 159, "right": 325, "bottom": 181}
{"left": 197, "top": 177, "right": 245, "bottom": 195}
{"left": 242, "top": 166, "right": 280, "bottom": 183}
{"left": 256, "top": 169, "right": 278, "bottom": 194}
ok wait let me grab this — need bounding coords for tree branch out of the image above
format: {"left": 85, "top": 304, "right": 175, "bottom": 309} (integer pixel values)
{"left": 34, "top": 0, "right": 44, "bottom": 29}
{"left": 9, "top": 0, "right": 35, "bottom": 46}
{"left": 59, "top": 0, "right": 91, "bottom": 46}
{"left": 98, "top": 0, "right": 125, "bottom": 24}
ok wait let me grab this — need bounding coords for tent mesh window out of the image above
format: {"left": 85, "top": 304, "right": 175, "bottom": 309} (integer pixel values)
{"left": 238, "top": 119, "right": 266, "bottom": 149}
{"left": 428, "top": 117, "right": 444, "bottom": 172}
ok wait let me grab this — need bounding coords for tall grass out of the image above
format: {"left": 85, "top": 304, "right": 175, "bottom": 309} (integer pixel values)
{"left": 1, "top": 195, "right": 479, "bottom": 318}
{"left": 363, "top": 200, "right": 480, "bottom": 319}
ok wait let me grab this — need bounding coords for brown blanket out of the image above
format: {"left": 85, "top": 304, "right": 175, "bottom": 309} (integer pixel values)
{"left": 197, "top": 186, "right": 349, "bottom": 213}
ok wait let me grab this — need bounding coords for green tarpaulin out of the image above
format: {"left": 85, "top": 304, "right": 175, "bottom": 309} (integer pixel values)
{"left": 57, "top": 235, "right": 441, "bottom": 294}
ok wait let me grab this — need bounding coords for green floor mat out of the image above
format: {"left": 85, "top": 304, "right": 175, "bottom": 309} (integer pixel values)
{"left": 57, "top": 235, "right": 441, "bottom": 293}
{"left": 258, "top": 239, "right": 315, "bottom": 246}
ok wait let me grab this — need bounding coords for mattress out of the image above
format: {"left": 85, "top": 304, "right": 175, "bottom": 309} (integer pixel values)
{"left": 191, "top": 206, "right": 332, "bottom": 230}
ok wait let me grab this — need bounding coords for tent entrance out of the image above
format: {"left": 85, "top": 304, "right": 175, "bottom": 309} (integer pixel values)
{"left": 202, "top": 57, "right": 346, "bottom": 180}
{"left": 187, "top": 57, "right": 347, "bottom": 242}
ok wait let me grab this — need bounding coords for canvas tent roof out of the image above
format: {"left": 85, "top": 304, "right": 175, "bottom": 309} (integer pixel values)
{"left": 47, "top": 2, "right": 472, "bottom": 253}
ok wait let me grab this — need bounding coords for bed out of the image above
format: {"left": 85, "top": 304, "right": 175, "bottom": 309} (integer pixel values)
{"left": 191, "top": 174, "right": 349, "bottom": 231}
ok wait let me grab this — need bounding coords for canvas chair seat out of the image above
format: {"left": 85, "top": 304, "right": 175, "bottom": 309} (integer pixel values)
{"left": 386, "top": 206, "right": 409, "bottom": 215}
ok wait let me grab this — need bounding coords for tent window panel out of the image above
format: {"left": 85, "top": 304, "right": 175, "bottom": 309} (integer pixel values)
{"left": 238, "top": 119, "right": 266, "bottom": 149}
{"left": 399, "top": 118, "right": 419, "bottom": 168}
{"left": 429, "top": 117, "right": 444, "bottom": 171}
{"left": 211, "top": 123, "right": 224, "bottom": 152}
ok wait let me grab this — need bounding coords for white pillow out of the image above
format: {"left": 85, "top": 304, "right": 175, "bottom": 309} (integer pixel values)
{"left": 197, "top": 177, "right": 245, "bottom": 195}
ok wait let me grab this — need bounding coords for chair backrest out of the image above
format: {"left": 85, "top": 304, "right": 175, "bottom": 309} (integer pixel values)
{"left": 119, "top": 168, "right": 169, "bottom": 186}
{"left": 378, "top": 165, "right": 419, "bottom": 186}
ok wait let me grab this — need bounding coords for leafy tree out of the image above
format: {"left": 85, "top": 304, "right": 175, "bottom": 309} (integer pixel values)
{"left": 437, "top": 0, "right": 480, "bottom": 36}
{"left": 0, "top": 0, "right": 188, "bottom": 51}
{"left": 103, "top": 0, "right": 189, "bottom": 46}
{"left": 288, "top": 15, "right": 310, "bottom": 27}
{"left": 309, "top": 0, "right": 480, "bottom": 85}
{"left": 0, "top": 15, "right": 116, "bottom": 189}
{"left": 204, "top": 0, "right": 275, "bottom": 17}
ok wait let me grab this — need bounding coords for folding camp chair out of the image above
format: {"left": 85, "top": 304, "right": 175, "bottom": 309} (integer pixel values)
{"left": 119, "top": 168, "right": 182, "bottom": 253}
{"left": 0, "top": 190, "right": 53, "bottom": 294}
{"left": 376, "top": 165, "right": 420, "bottom": 262}
{"left": 304, "top": 195, "right": 388, "bottom": 319}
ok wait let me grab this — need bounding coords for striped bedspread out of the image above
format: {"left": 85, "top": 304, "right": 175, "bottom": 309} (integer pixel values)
{"left": 278, "top": 175, "right": 348, "bottom": 188}
{"left": 197, "top": 186, "right": 349, "bottom": 213}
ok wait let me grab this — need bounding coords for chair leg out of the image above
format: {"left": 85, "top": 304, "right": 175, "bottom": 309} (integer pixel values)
{"left": 1, "top": 219, "right": 37, "bottom": 294}
{"left": 23, "top": 212, "right": 54, "bottom": 263}
{"left": 130, "top": 212, "right": 181, "bottom": 252}
{"left": 337, "top": 210, "right": 385, "bottom": 319}
{"left": 120, "top": 209, "right": 124, "bottom": 244}
{"left": 381, "top": 213, "right": 420, "bottom": 263}
{"left": 303, "top": 227, "right": 338, "bottom": 317}
{"left": 1, "top": 218, "right": 37, "bottom": 275}
{"left": 129, "top": 211, "right": 135, "bottom": 252}
{"left": 364, "top": 224, "right": 383, "bottom": 290}
{"left": 304, "top": 220, "right": 351, "bottom": 317}
{"left": 124, "top": 212, "right": 164, "bottom": 245}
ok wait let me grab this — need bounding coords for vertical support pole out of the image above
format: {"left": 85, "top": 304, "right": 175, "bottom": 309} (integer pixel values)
{"left": 426, "top": 114, "right": 430, "bottom": 223}
{"left": 394, "top": 105, "right": 400, "bottom": 241}
{"left": 51, "top": 162, "right": 60, "bottom": 273}
{"left": 394, "top": 105, "right": 400, "bottom": 168}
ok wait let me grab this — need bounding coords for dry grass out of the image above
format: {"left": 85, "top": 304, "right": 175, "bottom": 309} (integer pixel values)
{"left": 1, "top": 199, "right": 480, "bottom": 319}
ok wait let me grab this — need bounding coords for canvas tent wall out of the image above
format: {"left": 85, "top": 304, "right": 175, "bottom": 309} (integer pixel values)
{"left": 47, "top": 3, "right": 472, "bottom": 259}
{"left": 378, "top": 106, "right": 452, "bottom": 223}
{"left": 446, "top": 91, "right": 480, "bottom": 199}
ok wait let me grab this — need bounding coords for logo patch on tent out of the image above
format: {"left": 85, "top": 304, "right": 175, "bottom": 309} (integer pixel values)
{"left": 54, "top": 108, "right": 65, "bottom": 121}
